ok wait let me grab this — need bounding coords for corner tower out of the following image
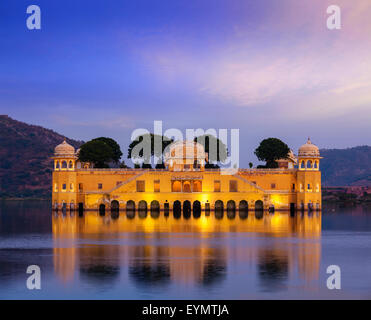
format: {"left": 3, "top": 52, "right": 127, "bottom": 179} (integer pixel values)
{"left": 52, "top": 140, "right": 78, "bottom": 210}
{"left": 296, "top": 138, "right": 322, "bottom": 211}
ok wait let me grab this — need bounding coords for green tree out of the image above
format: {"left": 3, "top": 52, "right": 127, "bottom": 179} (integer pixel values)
{"left": 127, "top": 133, "right": 173, "bottom": 165}
{"left": 254, "top": 138, "right": 290, "bottom": 168}
{"left": 78, "top": 140, "right": 114, "bottom": 168}
{"left": 92, "top": 137, "right": 122, "bottom": 163}
{"left": 194, "top": 134, "right": 228, "bottom": 164}
{"left": 249, "top": 162, "right": 253, "bottom": 168}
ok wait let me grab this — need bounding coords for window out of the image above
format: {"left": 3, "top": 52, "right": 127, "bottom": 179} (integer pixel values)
{"left": 137, "top": 180, "right": 145, "bottom": 192}
{"left": 307, "top": 184, "right": 311, "bottom": 190}
{"left": 79, "top": 183, "right": 83, "bottom": 191}
{"left": 154, "top": 180, "right": 160, "bottom": 192}
{"left": 214, "top": 180, "right": 221, "bottom": 192}
{"left": 271, "top": 183, "right": 276, "bottom": 189}
{"left": 172, "top": 181, "right": 181, "bottom": 192}
{"left": 98, "top": 183, "right": 103, "bottom": 190}
{"left": 314, "top": 161, "right": 318, "bottom": 169}
{"left": 61, "top": 161, "right": 68, "bottom": 169}
{"left": 193, "top": 180, "right": 202, "bottom": 192}
{"left": 116, "top": 181, "right": 122, "bottom": 186}
{"left": 292, "top": 183, "right": 295, "bottom": 191}
{"left": 55, "top": 162, "right": 60, "bottom": 169}
{"left": 68, "top": 161, "right": 73, "bottom": 169}
{"left": 301, "top": 161, "right": 305, "bottom": 169}
{"left": 62, "top": 183, "right": 67, "bottom": 190}
{"left": 229, "top": 180, "right": 238, "bottom": 192}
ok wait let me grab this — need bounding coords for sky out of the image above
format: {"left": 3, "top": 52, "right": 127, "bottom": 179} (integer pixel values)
{"left": 0, "top": 0, "right": 370, "bottom": 167}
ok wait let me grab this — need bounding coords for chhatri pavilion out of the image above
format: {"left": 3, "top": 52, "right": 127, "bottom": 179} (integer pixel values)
{"left": 52, "top": 139, "right": 322, "bottom": 214}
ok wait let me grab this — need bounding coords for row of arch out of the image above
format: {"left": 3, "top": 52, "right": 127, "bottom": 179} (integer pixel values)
{"left": 55, "top": 160, "right": 75, "bottom": 170}
{"left": 97, "top": 199, "right": 265, "bottom": 219}
{"left": 101, "top": 199, "right": 264, "bottom": 216}
{"left": 299, "top": 159, "right": 319, "bottom": 169}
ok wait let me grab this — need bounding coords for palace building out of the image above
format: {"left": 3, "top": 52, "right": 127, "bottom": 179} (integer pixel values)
{"left": 52, "top": 138, "right": 322, "bottom": 213}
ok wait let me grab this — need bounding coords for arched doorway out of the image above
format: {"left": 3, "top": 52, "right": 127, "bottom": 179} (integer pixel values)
{"left": 126, "top": 200, "right": 135, "bottom": 219}
{"left": 111, "top": 200, "right": 119, "bottom": 212}
{"left": 193, "top": 200, "right": 201, "bottom": 218}
{"left": 150, "top": 200, "right": 160, "bottom": 218}
{"left": 172, "top": 181, "right": 181, "bottom": 192}
{"left": 183, "top": 200, "right": 191, "bottom": 219}
{"left": 205, "top": 202, "right": 210, "bottom": 216}
{"left": 99, "top": 204, "right": 106, "bottom": 216}
{"left": 183, "top": 181, "right": 191, "bottom": 193}
{"left": 239, "top": 200, "right": 248, "bottom": 219}
{"left": 215, "top": 200, "right": 224, "bottom": 219}
{"left": 138, "top": 200, "right": 147, "bottom": 219}
{"left": 255, "top": 200, "right": 263, "bottom": 211}
{"left": 173, "top": 200, "right": 181, "bottom": 219}
{"left": 227, "top": 200, "right": 236, "bottom": 219}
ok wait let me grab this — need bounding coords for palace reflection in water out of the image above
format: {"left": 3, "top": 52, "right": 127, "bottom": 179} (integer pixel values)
{"left": 52, "top": 210, "right": 321, "bottom": 290}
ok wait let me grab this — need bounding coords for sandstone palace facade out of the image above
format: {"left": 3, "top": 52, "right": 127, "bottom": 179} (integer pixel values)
{"left": 52, "top": 139, "right": 322, "bottom": 214}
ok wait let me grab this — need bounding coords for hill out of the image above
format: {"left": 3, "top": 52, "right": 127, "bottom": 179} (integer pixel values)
{"left": 320, "top": 146, "right": 371, "bottom": 186}
{"left": 0, "top": 115, "right": 83, "bottom": 198}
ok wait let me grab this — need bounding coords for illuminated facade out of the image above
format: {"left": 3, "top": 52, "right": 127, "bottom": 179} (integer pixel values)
{"left": 52, "top": 139, "right": 322, "bottom": 212}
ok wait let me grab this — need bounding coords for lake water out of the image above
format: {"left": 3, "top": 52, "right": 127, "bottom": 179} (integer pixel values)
{"left": 1, "top": 200, "right": 371, "bottom": 300}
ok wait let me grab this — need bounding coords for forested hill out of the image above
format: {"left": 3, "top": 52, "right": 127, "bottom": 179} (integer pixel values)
{"left": 0, "top": 115, "right": 82, "bottom": 198}
{"left": 320, "top": 146, "right": 371, "bottom": 186}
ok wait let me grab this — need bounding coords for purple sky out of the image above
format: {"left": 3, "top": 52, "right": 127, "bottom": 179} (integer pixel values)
{"left": 0, "top": 0, "right": 370, "bottom": 166}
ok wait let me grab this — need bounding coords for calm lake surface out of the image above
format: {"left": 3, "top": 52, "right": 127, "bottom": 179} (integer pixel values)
{"left": 1, "top": 200, "right": 371, "bottom": 300}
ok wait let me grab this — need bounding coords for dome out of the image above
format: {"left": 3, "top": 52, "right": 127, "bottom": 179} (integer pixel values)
{"left": 165, "top": 140, "right": 206, "bottom": 160}
{"left": 54, "top": 140, "right": 75, "bottom": 156}
{"left": 298, "top": 138, "right": 320, "bottom": 157}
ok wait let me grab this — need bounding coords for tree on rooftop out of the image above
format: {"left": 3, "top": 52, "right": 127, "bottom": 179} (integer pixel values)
{"left": 254, "top": 138, "right": 290, "bottom": 169}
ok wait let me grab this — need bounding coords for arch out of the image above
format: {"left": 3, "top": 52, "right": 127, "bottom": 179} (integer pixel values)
{"left": 215, "top": 200, "right": 224, "bottom": 211}
{"left": 306, "top": 160, "right": 313, "bottom": 169}
{"left": 239, "top": 200, "right": 248, "bottom": 219}
{"left": 300, "top": 161, "right": 305, "bottom": 169}
{"left": 61, "top": 161, "right": 68, "bottom": 169}
{"left": 193, "top": 200, "right": 201, "bottom": 218}
{"left": 99, "top": 204, "right": 106, "bottom": 216}
{"left": 183, "top": 181, "right": 191, "bottom": 193}
{"left": 126, "top": 200, "right": 135, "bottom": 211}
{"left": 314, "top": 161, "right": 318, "bottom": 169}
{"left": 138, "top": 200, "right": 147, "bottom": 218}
{"left": 227, "top": 200, "right": 236, "bottom": 219}
{"left": 150, "top": 200, "right": 160, "bottom": 218}
{"left": 215, "top": 200, "right": 224, "bottom": 219}
{"left": 172, "top": 181, "right": 181, "bottom": 192}
{"left": 173, "top": 200, "right": 181, "bottom": 219}
{"left": 55, "top": 161, "right": 60, "bottom": 169}
{"left": 193, "top": 181, "right": 202, "bottom": 192}
{"left": 68, "top": 160, "right": 74, "bottom": 169}
{"left": 126, "top": 200, "right": 135, "bottom": 219}
{"left": 183, "top": 200, "right": 191, "bottom": 219}
{"left": 76, "top": 161, "right": 81, "bottom": 169}
{"left": 111, "top": 200, "right": 119, "bottom": 212}
{"left": 255, "top": 200, "right": 264, "bottom": 211}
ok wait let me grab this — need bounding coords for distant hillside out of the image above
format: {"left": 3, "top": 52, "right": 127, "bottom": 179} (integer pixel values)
{"left": 320, "top": 146, "right": 371, "bottom": 187}
{"left": 0, "top": 115, "right": 83, "bottom": 198}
